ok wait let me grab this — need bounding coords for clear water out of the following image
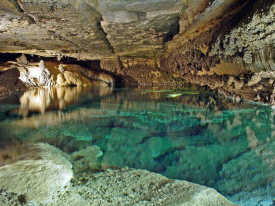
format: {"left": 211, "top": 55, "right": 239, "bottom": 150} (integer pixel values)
{"left": 0, "top": 86, "right": 275, "bottom": 206}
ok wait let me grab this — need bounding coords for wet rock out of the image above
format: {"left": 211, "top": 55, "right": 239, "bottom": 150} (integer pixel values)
{"left": 0, "top": 1, "right": 274, "bottom": 107}
{"left": 47, "top": 169, "right": 236, "bottom": 206}
{"left": 0, "top": 1, "right": 114, "bottom": 59}
{"left": 71, "top": 146, "right": 103, "bottom": 173}
{"left": 233, "top": 95, "right": 242, "bottom": 103}
{"left": 0, "top": 143, "right": 73, "bottom": 204}
{"left": 56, "top": 73, "right": 66, "bottom": 85}
{"left": 99, "top": 73, "right": 116, "bottom": 86}
{"left": 0, "top": 61, "right": 115, "bottom": 89}
{"left": 227, "top": 76, "right": 235, "bottom": 86}
{"left": 0, "top": 0, "right": 183, "bottom": 59}
{"left": 62, "top": 71, "right": 92, "bottom": 87}
{"left": 233, "top": 79, "right": 244, "bottom": 90}
{"left": 217, "top": 142, "right": 275, "bottom": 204}
{"left": 99, "top": 0, "right": 183, "bottom": 57}
{"left": 208, "top": 2, "right": 275, "bottom": 73}
{"left": 253, "top": 84, "right": 264, "bottom": 92}
{"left": 58, "top": 64, "right": 64, "bottom": 74}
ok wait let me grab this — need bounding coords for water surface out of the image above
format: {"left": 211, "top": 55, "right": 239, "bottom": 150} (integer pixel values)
{"left": 0, "top": 86, "right": 275, "bottom": 206}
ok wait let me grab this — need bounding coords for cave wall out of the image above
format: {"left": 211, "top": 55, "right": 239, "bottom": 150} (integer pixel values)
{"left": 1, "top": 0, "right": 275, "bottom": 104}
{"left": 97, "top": 0, "right": 275, "bottom": 104}
{"left": 100, "top": 58, "right": 185, "bottom": 85}
{"left": 162, "top": 0, "right": 275, "bottom": 76}
{"left": 99, "top": 0, "right": 275, "bottom": 82}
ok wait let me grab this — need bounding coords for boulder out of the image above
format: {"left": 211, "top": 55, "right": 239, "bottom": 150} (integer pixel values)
{"left": 0, "top": 68, "right": 26, "bottom": 96}
{"left": 63, "top": 71, "right": 92, "bottom": 86}
{"left": 99, "top": 73, "right": 116, "bottom": 86}
{"left": 0, "top": 143, "right": 73, "bottom": 204}
{"left": 56, "top": 73, "right": 66, "bottom": 85}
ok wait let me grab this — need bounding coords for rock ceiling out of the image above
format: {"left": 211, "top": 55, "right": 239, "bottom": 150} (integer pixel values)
{"left": 0, "top": 0, "right": 243, "bottom": 60}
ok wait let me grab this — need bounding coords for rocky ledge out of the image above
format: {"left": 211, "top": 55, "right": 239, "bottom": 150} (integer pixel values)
{"left": 0, "top": 143, "right": 236, "bottom": 206}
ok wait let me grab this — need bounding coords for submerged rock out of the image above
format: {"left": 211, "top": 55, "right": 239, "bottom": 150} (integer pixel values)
{"left": 0, "top": 143, "right": 73, "bottom": 205}
{"left": 71, "top": 146, "right": 103, "bottom": 173}
{"left": 216, "top": 142, "right": 275, "bottom": 204}
{"left": 0, "top": 143, "right": 236, "bottom": 206}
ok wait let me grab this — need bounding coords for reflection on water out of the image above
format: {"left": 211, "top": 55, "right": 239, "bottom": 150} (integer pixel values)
{"left": 6, "top": 87, "right": 113, "bottom": 117}
{"left": 0, "top": 86, "right": 275, "bottom": 205}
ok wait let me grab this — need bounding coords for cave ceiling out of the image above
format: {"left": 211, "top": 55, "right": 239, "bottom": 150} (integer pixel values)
{"left": 0, "top": 0, "right": 245, "bottom": 60}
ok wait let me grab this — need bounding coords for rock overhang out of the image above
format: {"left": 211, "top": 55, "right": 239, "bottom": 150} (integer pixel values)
{"left": 0, "top": 0, "right": 246, "bottom": 60}
{"left": 0, "top": 0, "right": 189, "bottom": 59}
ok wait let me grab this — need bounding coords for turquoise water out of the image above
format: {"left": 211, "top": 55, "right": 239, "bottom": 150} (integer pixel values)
{"left": 0, "top": 86, "right": 275, "bottom": 205}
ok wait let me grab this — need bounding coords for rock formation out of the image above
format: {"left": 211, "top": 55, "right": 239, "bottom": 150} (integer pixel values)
{"left": 0, "top": 143, "right": 236, "bottom": 206}
{"left": 54, "top": 168, "right": 236, "bottom": 206}
{"left": 0, "top": 68, "right": 26, "bottom": 96}
{"left": 0, "top": 57, "right": 115, "bottom": 93}
{"left": 19, "top": 60, "right": 55, "bottom": 87}
{"left": 0, "top": 0, "right": 275, "bottom": 104}
{"left": 0, "top": 143, "right": 73, "bottom": 205}
{"left": 71, "top": 145, "right": 103, "bottom": 173}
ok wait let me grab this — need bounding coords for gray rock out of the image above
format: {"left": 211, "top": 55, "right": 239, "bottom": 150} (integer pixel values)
{"left": 71, "top": 146, "right": 103, "bottom": 173}
{"left": 16, "top": 54, "right": 28, "bottom": 65}
{"left": 0, "top": 143, "right": 73, "bottom": 205}
{"left": 47, "top": 169, "right": 236, "bottom": 206}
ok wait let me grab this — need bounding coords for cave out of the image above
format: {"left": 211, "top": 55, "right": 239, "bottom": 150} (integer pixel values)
{"left": 0, "top": 0, "right": 275, "bottom": 205}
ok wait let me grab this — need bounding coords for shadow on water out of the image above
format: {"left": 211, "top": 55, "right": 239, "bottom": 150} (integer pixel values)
{"left": 0, "top": 85, "right": 275, "bottom": 205}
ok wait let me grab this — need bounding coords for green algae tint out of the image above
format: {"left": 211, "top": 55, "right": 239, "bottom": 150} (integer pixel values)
{"left": 0, "top": 86, "right": 275, "bottom": 206}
